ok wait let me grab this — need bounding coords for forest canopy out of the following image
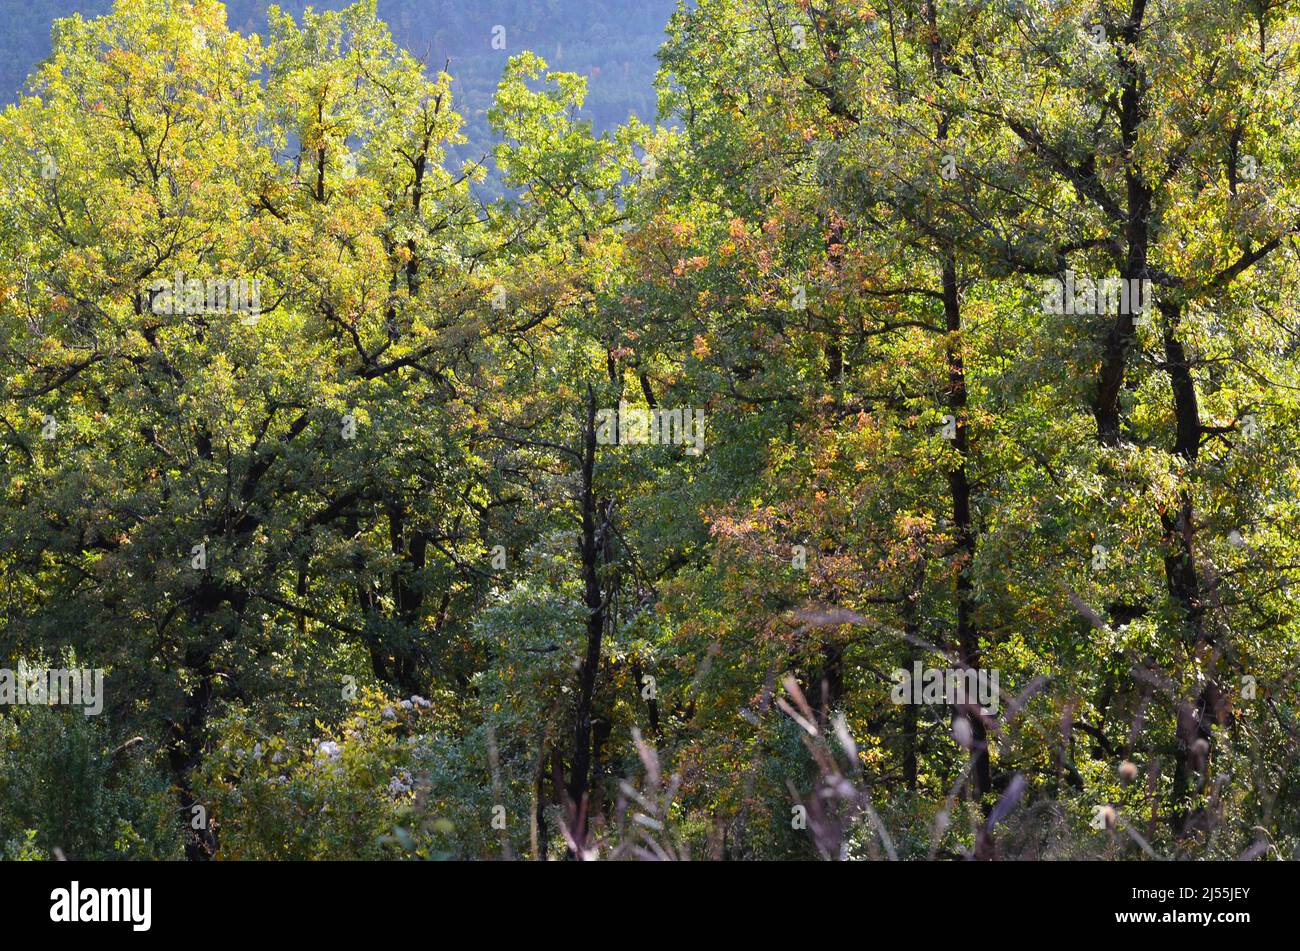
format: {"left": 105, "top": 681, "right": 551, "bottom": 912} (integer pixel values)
{"left": 0, "top": 0, "right": 1298, "bottom": 861}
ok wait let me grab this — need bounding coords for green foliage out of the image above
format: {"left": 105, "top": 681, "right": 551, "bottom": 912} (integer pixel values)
{"left": 0, "top": 699, "right": 180, "bottom": 860}
{"left": 1, "top": 0, "right": 1299, "bottom": 862}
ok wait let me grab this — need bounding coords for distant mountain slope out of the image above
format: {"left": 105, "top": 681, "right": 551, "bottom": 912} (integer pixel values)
{"left": 0, "top": 1, "right": 674, "bottom": 161}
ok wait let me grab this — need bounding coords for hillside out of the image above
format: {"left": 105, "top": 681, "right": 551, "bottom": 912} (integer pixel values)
{"left": 0, "top": 0, "right": 674, "bottom": 163}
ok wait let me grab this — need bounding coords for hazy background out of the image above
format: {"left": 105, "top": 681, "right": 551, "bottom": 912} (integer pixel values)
{"left": 0, "top": 0, "right": 675, "bottom": 175}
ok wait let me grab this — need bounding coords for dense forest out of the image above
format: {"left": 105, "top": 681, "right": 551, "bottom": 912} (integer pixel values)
{"left": 0, "top": 0, "right": 1298, "bottom": 862}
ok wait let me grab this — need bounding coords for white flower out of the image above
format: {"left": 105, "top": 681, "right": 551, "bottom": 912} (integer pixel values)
{"left": 317, "top": 740, "right": 341, "bottom": 759}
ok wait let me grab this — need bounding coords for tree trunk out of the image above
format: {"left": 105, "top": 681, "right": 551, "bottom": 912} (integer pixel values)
{"left": 566, "top": 385, "right": 611, "bottom": 849}
{"left": 942, "top": 257, "right": 992, "bottom": 804}
{"left": 1158, "top": 301, "right": 1221, "bottom": 831}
